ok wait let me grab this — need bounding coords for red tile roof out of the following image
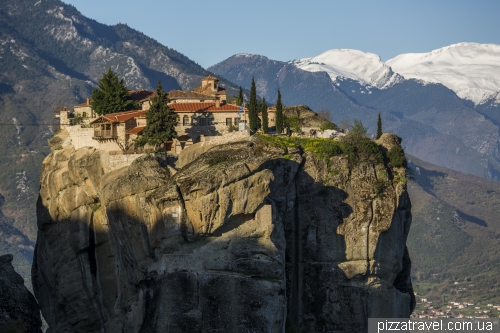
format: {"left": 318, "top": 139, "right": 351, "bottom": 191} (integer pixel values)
{"left": 126, "top": 126, "right": 145, "bottom": 134}
{"left": 90, "top": 110, "right": 146, "bottom": 124}
{"left": 168, "top": 103, "right": 244, "bottom": 113}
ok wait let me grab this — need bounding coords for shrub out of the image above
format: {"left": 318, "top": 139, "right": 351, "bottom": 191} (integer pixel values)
{"left": 387, "top": 146, "right": 406, "bottom": 168}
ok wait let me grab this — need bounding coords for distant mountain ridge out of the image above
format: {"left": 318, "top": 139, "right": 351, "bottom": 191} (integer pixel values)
{"left": 288, "top": 43, "right": 500, "bottom": 106}
{"left": 386, "top": 43, "right": 500, "bottom": 106}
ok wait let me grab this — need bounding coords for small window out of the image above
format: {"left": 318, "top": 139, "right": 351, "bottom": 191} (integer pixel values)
{"left": 226, "top": 118, "right": 232, "bottom": 126}
{"left": 199, "top": 116, "right": 207, "bottom": 126}
{"left": 208, "top": 114, "right": 214, "bottom": 126}
{"left": 82, "top": 112, "right": 87, "bottom": 118}
{"left": 183, "top": 116, "right": 189, "bottom": 126}
{"left": 234, "top": 117, "right": 240, "bottom": 125}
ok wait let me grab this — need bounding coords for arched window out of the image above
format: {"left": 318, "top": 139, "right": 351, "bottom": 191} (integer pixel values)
{"left": 208, "top": 114, "right": 214, "bottom": 126}
{"left": 199, "top": 115, "right": 207, "bottom": 126}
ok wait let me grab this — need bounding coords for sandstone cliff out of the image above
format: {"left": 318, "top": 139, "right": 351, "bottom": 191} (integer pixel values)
{"left": 33, "top": 132, "right": 414, "bottom": 332}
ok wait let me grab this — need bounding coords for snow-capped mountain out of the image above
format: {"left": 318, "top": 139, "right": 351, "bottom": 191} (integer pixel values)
{"left": 291, "top": 49, "right": 403, "bottom": 89}
{"left": 386, "top": 43, "right": 500, "bottom": 105}
{"left": 291, "top": 43, "right": 500, "bottom": 106}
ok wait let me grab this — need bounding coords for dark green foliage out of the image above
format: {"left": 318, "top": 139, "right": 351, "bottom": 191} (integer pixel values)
{"left": 376, "top": 113, "right": 382, "bottom": 139}
{"left": 261, "top": 97, "right": 268, "bottom": 133}
{"left": 275, "top": 89, "right": 284, "bottom": 134}
{"left": 284, "top": 116, "right": 301, "bottom": 134}
{"left": 136, "top": 81, "right": 177, "bottom": 151}
{"left": 91, "top": 68, "right": 139, "bottom": 115}
{"left": 237, "top": 86, "right": 243, "bottom": 106}
{"left": 248, "top": 77, "right": 258, "bottom": 132}
{"left": 387, "top": 145, "right": 406, "bottom": 168}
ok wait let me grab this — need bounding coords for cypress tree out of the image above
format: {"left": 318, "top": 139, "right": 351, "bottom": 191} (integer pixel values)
{"left": 376, "top": 112, "right": 382, "bottom": 139}
{"left": 261, "top": 97, "right": 268, "bottom": 134}
{"left": 136, "top": 80, "right": 177, "bottom": 151}
{"left": 91, "top": 67, "right": 139, "bottom": 115}
{"left": 237, "top": 86, "right": 243, "bottom": 106}
{"left": 275, "top": 89, "right": 283, "bottom": 134}
{"left": 248, "top": 77, "right": 258, "bottom": 132}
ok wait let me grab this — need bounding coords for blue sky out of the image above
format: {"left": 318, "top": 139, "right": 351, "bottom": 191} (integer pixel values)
{"left": 63, "top": 0, "right": 500, "bottom": 68}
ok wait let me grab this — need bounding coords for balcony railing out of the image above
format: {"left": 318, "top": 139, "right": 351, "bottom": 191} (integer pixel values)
{"left": 93, "top": 128, "right": 117, "bottom": 139}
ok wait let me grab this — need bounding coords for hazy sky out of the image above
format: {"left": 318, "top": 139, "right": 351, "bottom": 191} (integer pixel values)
{"left": 62, "top": 0, "right": 500, "bottom": 68}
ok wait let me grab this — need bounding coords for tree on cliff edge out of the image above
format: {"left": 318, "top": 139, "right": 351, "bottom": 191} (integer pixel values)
{"left": 136, "top": 81, "right": 177, "bottom": 151}
{"left": 275, "top": 89, "right": 284, "bottom": 134}
{"left": 261, "top": 97, "right": 268, "bottom": 134}
{"left": 376, "top": 112, "right": 383, "bottom": 139}
{"left": 91, "top": 68, "right": 139, "bottom": 115}
{"left": 248, "top": 77, "right": 259, "bottom": 132}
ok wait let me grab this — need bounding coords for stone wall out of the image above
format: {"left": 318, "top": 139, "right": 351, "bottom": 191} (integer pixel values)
{"left": 64, "top": 126, "right": 122, "bottom": 151}
{"left": 202, "top": 129, "right": 250, "bottom": 146}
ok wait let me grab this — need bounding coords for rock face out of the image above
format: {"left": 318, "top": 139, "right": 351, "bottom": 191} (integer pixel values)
{"left": 0, "top": 254, "right": 42, "bottom": 333}
{"left": 33, "top": 132, "right": 414, "bottom": 332}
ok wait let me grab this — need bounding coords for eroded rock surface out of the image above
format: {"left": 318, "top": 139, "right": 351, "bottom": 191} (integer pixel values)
{"left": 33, "top": 133, "right": 414, "bottom": 332}
{"left": 0, "top": 254, "right": 42, "bottom": 333}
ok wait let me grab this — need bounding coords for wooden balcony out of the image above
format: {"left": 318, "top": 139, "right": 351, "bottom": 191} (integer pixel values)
{"left": 93, "top": 127, "right": 117, "bottom": 140}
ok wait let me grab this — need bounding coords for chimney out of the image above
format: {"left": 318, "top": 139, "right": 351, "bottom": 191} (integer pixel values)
{"left": 215, "top": 98, "right": 220, "bottom": 108}
{"left": 86, "top": 98, "right": 90, "bottom": 106}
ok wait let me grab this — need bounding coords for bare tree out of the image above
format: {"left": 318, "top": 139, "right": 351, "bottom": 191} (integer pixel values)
{"left": 317, "top": 109, "right": 332, "bottom": 122}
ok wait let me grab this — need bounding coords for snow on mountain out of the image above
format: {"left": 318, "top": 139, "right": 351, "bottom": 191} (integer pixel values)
{"left": 386, "top": 43, "right": 500, "bottom": 105}
{"left": 290, "top": 49, "right": 402, "bottom": 89}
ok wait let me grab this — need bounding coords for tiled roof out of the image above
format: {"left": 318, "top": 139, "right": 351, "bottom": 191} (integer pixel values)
{"left": 168, "top": 102, "right": 244, "bottom": 113}
{"left": 129, "top": 89, "right": 154, "bottom": 101}
{"left": 90, "top": 110, "right": 146, "bottom": 124}
{"left": 74, "top": 102, "right": 90, "bottom": 107}
{"left": 202, "top": 75, "right": 219, "bottom": 81}
{"left": 126, "top": 126, "right": 145, "bottom": 134}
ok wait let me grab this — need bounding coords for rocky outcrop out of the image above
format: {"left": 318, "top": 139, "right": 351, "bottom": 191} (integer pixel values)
{"left": 33, "top": 132, "right": 414, "bottom": 332}
{"left": 0, "top": 254, "right": 42, "bottom": 333}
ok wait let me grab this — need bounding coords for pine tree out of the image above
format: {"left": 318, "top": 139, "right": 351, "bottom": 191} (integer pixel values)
{"left": 376, "top": 112, "right": 383, "bottom": 139}
{"left": 261, "top": 97, "right": 268, "bottom": 134}
{"left": 248, "top": 77, "right": 258, "bottom": 132}
{"left": 275, "top": 89, "right": 284, "bottom": 134}
{"left": 91, "top": 67, "right": 139, "bottom": 115}
{"left": 136, "top": 81, "right": 177, "bottom": 151}
{"left": 236, "top": 86, "right": 243, "bottom": 106}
